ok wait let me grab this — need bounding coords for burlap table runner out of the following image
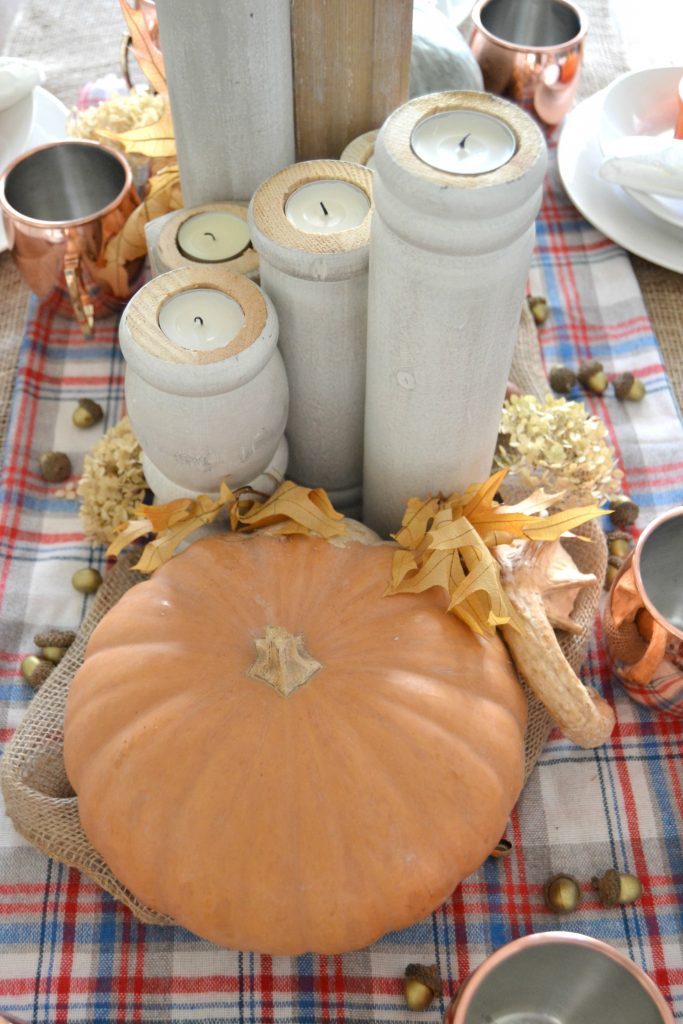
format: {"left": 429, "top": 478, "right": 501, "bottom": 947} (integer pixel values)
{"left": 0, "top": 305, "right": 607, "bottom": 923}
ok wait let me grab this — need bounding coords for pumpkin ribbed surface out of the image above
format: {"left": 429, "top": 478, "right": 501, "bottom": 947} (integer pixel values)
{"left": 64, "top": 534, "right": 527, "bottom": 954}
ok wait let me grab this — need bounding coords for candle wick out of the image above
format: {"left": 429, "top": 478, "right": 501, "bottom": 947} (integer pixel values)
{"left": 320, "top": 201, "right": 329, "bottom": 216}
{"left": 203, "top": 231, "right": 217, "bottom": 241}
{"left": 458, "top": 133, "right": 471, "bottom": 149}
{"left": 194, "top": 316, "right": 204, "bottom": 326}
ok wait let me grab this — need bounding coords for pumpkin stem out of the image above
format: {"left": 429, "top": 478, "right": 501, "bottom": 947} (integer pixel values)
{"left": 247, "top": 626, "right": 322, "bottom": 697}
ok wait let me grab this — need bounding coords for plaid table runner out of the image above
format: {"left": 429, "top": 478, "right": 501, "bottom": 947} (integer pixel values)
{"left": 0, "top": 144, "right": 682, "bottom": 1022}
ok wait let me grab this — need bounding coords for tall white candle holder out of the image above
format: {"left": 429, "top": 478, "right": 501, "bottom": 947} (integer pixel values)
{"left": 119, "top": 266, "right": 289, "bottom": 504}
{"left": 248, "top": 160, "right": 373, "bottom": 518}
{"left": 145, "top": 203, "right": 259, "bottom": 281}
{"left": 362, "top": 91, "right": 546, "bottom": 537}
{"left": 340, "top": 130, "right": 378, "bottom": 168}
{"left": 155, "top": 0, "right": 295, "bottom": 204}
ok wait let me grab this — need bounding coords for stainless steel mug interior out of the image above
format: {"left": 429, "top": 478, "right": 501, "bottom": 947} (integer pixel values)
{"left": 2, "top": 141, "right": 128, "bottom": 223}
{"left": 635, "top": 510, "right": 683, "bottom": 637}
{"left": 449, "top": 933, "right": 673, "bottom": 1023}
{"left": 479, "top": 0, "right": 582, "bottom": 47}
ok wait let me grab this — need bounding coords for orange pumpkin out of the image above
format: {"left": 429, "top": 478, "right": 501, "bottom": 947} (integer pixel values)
{"left": 64, "top": 533, "right": 527, "bottom": 954}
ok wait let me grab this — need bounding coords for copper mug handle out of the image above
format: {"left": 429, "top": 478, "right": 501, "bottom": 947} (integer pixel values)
{"left": 63, "top": 246, "right": 95, "bottom": 339}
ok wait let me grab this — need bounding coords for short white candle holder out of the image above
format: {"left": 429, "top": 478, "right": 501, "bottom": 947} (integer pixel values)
{"left": 248, "top": 159, "right": 373, "bottom": 518}
{"left": 119, "top": 266, "right": 289, "bottom": 504}
{"left": 340, "top": 130, "right": 378, "bottom": 168}
{"left": 145, "top": 202, "right": 259, "bottom": 281}
{"left": 362, "top": 91, "right": 547, "bottom": 536}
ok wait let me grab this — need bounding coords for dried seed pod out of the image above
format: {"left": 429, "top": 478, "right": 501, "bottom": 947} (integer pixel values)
{"left": 34, "top": 629, "right": 76, "bottom": 649}
{"left": 403, "top": 963, "right": 441, "bottom": 1011}
{"left": 613, "top": 373, "right": 645, "bottom": 401}
{"left": 39, "top": 451, "right": 72, "bottom": 483}
{"left": 544, "top": 873, "right": 582, "bottom": 914}
{"left": 72, "top": 567, "right": 103, "bottom": 594}
{"left": 548, "top": 365, "right": 577, "bottom": 394}
{"left": 73, "top": 398, "right": 104, "bottom": 428}
{"left": 609, "top": 496, "right": 640, "bottom": 529}
{"left": 592, "top": 869, "right": 642, "bottom": 907}
{"left": 577, "top": 359, "right": 608, "bottom": 395}
{"left": 528, "top": 295, "right": 549, "bottom": 325}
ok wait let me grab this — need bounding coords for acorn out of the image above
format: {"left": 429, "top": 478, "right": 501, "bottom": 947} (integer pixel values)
{"left": 604, "top": 555, "right": 623, "bottom": 590}
{"left": 548, "top": 365, "right": 577, "bottom": 394}
{"left": 28, "top": 660, "right": 54, "bottom": 689}
{"left": 609, "top": 495, "right": 640, "bottom": 529}
{"left": 592, "top": 869, "right": 642, "bottom": 907}
{"left": 34, "top": 629, "right": 76, "bottom": 649}
{"left": 39, "top": 451, "right": 72, "bottom": 483}
{"left": 41, "top": 646, "right": 69, "bottom": 664}
{"left": 21, "top": 654, "right": 49, "bottom": 683}
{"left": 72, "top": 567, "right": 103, "bottom": 594}
{"left": 73, "top": 397, "right": 104, "bottom": 428}
{"left": 544, "top": 873, "right": 582, "bottom": 914}
{"left": 613, "top": 372, "right": 645, "bottom": 402}
{"left": 489, "top": 838, "right": 513, "bottom": 859}
{"left": 528, "top": 295, "right": 549, "bottom": 325}
{"left": 607, "top": 530, "right": 632, "bottom": 560}
{"left": 577, "top": 359, "right": 608, "bottom": 395}
{"left": 403, "top": 963, "right": 441, "bottom": 1011}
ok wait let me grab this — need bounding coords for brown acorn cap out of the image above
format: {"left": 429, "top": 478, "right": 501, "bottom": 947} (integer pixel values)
{"left": 549, "top": 365, "right": 577, "bottom": 394}
{"left": 34, "top": 629, "right": 76, "bottom": 649}
{"left": 592, "top": 868, "right": 621, "bottom": 907}
{"left": 609, "top": 496, "right": 640, "bottom": 528}
{"left": 613, "top": 372, "right": 635, "bottom": 400}
{"left": 577, "top": 359, "right": 604, "bottom": 386}
{"left": 27, "top": 660, "right": 53, "bottom": 690}
{"left": 404, "top": 963, "right": 441, "bottom": 994}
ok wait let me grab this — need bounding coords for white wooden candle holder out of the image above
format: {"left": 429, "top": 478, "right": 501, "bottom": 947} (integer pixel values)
{"left": 144, "top": 203, "right": 259, "bottom": 281}
{"left": 362, "top": 91, "right": 547, "bottom": 537}
{"left": 248, "top": 159, "right": 373, "bottom": 518}
{"left": 155, "top": 0, "right": 295, "bottom": 204}
{"left": 119, "top": 266, "right": 289, "bottom": 504}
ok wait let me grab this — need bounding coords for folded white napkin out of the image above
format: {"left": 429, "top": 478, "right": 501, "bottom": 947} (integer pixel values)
{"left": 0, "top": 57, "right": 42, "bottom": 112}
{"left": 600, "top": 137, "right": 683, "bottom": 198}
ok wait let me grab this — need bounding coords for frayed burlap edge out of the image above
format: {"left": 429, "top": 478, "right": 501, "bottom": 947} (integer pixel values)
{"left": 0, "top": 308, "right": 607, "bottom": 925}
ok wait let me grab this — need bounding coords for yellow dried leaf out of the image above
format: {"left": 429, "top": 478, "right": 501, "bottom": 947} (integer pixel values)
{"left": 119, "top": 0, "right": 166, "bottom": 94}
{"left": 132, "top": 517, "right": 212, "bottom": 573}
{"left": 391, "top": 496, "right": 441, "bottom": 550}
{"left": 520, "top": 504, "right": 608, "bottom": 541}
{"left": 236, "top": 482, "right": 345, "bottom": 539}
{"left": 100, "top": 107, "right": 176, "bottom": 159}
{"left": 461, "top": 467, "right": 508, "bottom": 518}
{"left": 387, "top": 549, "right": 419, "bottom": 591}
{"left": 106, "top": 517, "right": 153, "bottom": 558}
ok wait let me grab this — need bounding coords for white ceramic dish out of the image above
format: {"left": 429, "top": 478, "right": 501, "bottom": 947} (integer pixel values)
{"left": 558, "top": 88, "right": 683, "bottom": 274}
{"left": 0, "top": 86, "right": 68, "bottom": 251}
{"left": 599, "top": 65, "right": 683, "bottom": 229}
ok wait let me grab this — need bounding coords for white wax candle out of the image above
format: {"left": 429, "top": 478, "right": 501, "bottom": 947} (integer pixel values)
{"left": 176, "top": 211, "right": 251, "bottom": 262}
{"left": 411, "top": 110, "right": 516, "bottom": 175}
{"left": 284, "top": 179, "right": 370, "bottom": 233}
{"left": 158, "top": 288, "right": 245, "bottom": 350}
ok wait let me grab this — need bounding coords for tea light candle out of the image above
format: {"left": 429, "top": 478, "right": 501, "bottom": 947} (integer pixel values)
{"left": 249, "top": 160, "right": 373, "bottom": 517}
{"left": 411, "top": 110, "right": 516, "bottom": 174}
{"left": 284, "top": 180, "right": 370, "bottom": 233}
{"left": 158, "top": 288, "right": 245, "bottom": 349}
{"left": 145, "top": 203, "right": 259, "bottom": 281}
{"left": 119, "top": 266, "right": 289, "bottom": 502}
{"left": 363, "top": 91, "right": 546, "bottom": 537}
{"left": 176, "top": 211, "right": 251, "bottom": 262}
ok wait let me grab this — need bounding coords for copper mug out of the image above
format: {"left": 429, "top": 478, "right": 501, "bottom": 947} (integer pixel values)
{"left": 0, "top": 139, "right": 141, "bottom": 337}
{"left": 470, "top": 0, "right": 587, "bottom": 125}
{"left": 444, "top": 931, "right": 675, "bottom": 1023}
{"left": 604, "top": 506, "right": 683, "bottom": 716}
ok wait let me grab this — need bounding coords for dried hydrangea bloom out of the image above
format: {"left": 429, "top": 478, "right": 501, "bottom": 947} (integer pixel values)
{"left": 496, "top": 395, "right": 623, "bottom": 509}
{"left": 78, "top": 417, "right": 147, "bottom": 545}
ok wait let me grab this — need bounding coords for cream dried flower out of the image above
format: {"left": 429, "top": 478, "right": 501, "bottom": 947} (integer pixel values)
{"left": 78, "top": 416, "right": 147, "bottom": 545}
{"left": 496, "top": 394, "right": 623, "bottom": 508}
{"left": 68, "top": 91, "right": 165, "bottom": 146}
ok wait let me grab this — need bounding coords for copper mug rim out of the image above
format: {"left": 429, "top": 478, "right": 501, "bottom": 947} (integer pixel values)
{"left": 448, "top": 931, "right": 675, "bottom": 1023}
{"left": 471, "top": 0, "right": 588, "bottom": 55}
{"left": 0, "top": 137, "right": 133, "bottom": 230}
{"left": 631, "top": 504, "right": 683, "bottom": 642}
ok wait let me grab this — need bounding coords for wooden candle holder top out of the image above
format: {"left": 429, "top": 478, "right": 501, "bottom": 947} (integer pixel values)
{"left": 125, "top": 266, "right": 268, "bottom": 366}
{"left": 382, "top": 91, "right": 546, "bottom": 190}
{"left": 340, "top": 130, "right": 378, "bottom": 167}
{"left": 249, "top": 159, "right": 373, "bottom": 255}
{"left": 156, "top": 203, "right": 259, "bottom": 278}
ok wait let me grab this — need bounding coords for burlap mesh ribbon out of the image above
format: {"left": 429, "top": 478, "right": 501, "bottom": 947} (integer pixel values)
{"left": 0, "top": 306, "right": 608, "bottom": 925}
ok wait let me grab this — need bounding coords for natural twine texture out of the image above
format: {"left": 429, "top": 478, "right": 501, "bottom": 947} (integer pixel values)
{"left": 0, "top": 305, "right": 607, "bottom": 922}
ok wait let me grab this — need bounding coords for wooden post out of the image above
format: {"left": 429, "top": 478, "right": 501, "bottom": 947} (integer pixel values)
{"left": 291, "top": 0, "right": 413, "bottom": 161}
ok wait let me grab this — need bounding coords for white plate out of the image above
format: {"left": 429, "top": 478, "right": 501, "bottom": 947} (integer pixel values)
{"left": 0, "top": 86, "right": 69, "bottom": 251}
{"left": 599, "top": 66, "right": 683, "bottom": 229}
{"left": 557, "top": 89, "right": 683, "bottom": 274}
